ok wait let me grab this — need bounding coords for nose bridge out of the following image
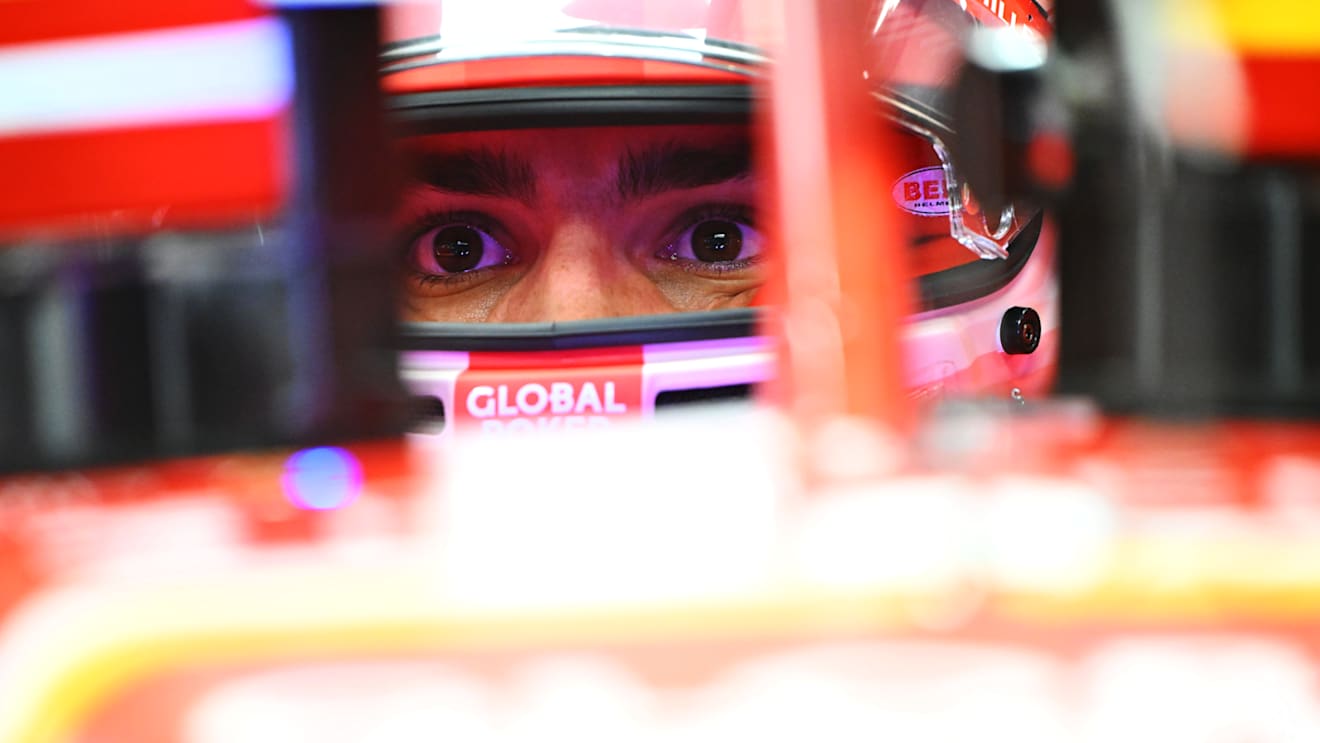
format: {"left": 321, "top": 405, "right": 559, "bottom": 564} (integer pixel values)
{"left": 490, "top": 220, "right": 667, "bottom": 322}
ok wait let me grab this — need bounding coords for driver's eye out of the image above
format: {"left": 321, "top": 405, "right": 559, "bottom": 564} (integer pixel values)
{"left": 691, "top": 219, "right": 744, "bottom": 262}
{"left": 408, "top": 223, "right": 512, "bottom": 276}
{"left": 660, "top": 214, "right": 762, "bottom": 267}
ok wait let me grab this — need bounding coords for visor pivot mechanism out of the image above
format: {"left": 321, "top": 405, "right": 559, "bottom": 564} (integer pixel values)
{"left": 1000, "top": 306, "right": 1041, "bottom": 355}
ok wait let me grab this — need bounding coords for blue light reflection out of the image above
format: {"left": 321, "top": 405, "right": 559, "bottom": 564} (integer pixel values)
{"left": 282, "top": 446, "right": 363, "bottom": 511}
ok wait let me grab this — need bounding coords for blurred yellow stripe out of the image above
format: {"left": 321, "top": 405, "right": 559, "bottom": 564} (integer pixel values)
{"left": 4, "top": 578, "right": 918, "bottom": 743}
{"left": 16, "top": 530, "right": 1320, "bottom": 742}
{"left": 1173, "top": 0, "right": 1320, "bottom": 54}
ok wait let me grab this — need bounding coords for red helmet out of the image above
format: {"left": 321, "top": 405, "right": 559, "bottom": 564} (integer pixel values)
{"left": 384, "top": 0, "right": 1057, "bottom": 439}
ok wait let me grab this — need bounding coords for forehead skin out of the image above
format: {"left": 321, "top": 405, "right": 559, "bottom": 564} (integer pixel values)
{"left": 395, "top": 124, "right": 761, "bottom": 323}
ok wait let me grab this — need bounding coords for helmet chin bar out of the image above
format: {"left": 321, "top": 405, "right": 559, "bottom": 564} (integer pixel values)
{"left": 398, "top": 315, "right": 774, "bottom": 438}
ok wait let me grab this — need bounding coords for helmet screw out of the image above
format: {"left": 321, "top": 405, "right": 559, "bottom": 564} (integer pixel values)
{"left": 1000, "top": 306, "right": 1041, "bottom": 355}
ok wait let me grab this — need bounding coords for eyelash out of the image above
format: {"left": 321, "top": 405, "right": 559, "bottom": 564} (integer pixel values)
{"left": 668, "top": 203, "right": 755, "bottom": 233}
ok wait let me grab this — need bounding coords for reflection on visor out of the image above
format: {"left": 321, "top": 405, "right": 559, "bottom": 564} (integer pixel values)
{"left": 886, "top": 96, "right": 1038, "bottom": 261}
{"left": 870, "top": 0, "right": 1043, "bottom": 264}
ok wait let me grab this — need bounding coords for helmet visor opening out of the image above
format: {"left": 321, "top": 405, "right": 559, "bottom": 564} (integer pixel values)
{"left": 392, "top": 121, "right": 764, "bottom": 326}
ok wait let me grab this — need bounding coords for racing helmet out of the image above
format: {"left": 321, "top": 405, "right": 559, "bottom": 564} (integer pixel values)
{"left": 385, "top": 0, "right": 1057, "bottom": 438}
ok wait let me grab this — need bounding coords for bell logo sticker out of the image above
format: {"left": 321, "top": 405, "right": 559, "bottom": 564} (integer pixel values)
{"left": 893, "top": 167, "right": 950, "bottom": 216}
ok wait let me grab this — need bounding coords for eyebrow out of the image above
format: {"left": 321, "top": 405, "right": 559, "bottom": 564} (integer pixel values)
{"left": 615, "top": 138, "right": 753, "bottom": 202}
{"left": 409, "top": 148, "right": 537, "bottom": 204}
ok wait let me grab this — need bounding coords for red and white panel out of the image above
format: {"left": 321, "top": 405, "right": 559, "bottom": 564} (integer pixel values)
{"left": 399, "top": 335, "right": 774, "bottom": 440}
{"left": 0, "top": 0, "right": 289, "bottom": 237}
